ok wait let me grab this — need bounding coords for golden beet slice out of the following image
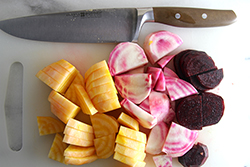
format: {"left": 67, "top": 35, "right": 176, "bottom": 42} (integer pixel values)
{"left": 37, "top": 116, "right": 65, "bottom": 136}
{"left": 90, "top": 113, "right": 119, "bottom": 138}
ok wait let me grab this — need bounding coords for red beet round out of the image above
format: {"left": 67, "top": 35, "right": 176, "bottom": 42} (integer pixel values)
{"left": 178, "top": 142, "right": 209, "bottom": 167}
{"left": 176, "top": 92, "right": 224, "bottom": 129}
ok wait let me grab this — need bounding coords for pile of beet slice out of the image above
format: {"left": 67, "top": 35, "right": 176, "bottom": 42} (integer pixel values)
{"left": 173, "top": 49, "right": 225, "bottom": 130}
{"left": 174, "top": 50, "right": 223, "bottom": 91}
{"left": 176, "top": 92, "right": 225, "bottom": 130}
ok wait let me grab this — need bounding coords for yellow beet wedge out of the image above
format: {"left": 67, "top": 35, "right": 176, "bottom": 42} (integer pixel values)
{"left": 91, "top": 90, "right": 118, "bottom": 104}
{"left": 64, "top": 72, "right": 85, "bottom": 106}
{"left": 118, "top": 113, "right": 139, "bottom": 131}
{"left": 66, "top": 118, "right": 93, "bottom": 133}
{"left": 37, "top": 116, "right": 65, "bottom": 136}
{"left": 36, "top": 59, "right": 78, "bottom": 94}
{"left": 115, "top": 134, "right": 146, "bottom": 152}
{"left": 85, "top": 64, "right": 111, "bottom": 86}
{"left": 48, "top": 133, "right": 68, "bottom": 164}
{"left": 64, "top": 126, "right": 94, "bottom": 141}
{"left": 74, "top": 84, "right": 98, "bottom": 115}
{"left": 113, "top": 152, "right": 146, "bottom": 167}
{"left": 90, "top": 113, "right": 119, "bottom": 138}
{"left": 64, "top": 154, "right": 98, "bottom": 165}
{"left": 64, "top": 145, "right": 96, "bottom": 158}
{"left": 115, "top": 144, "right": 146, "bottom": 161}
{"left": 94, "top": 97, "right": 121, "bottom": 113}
{"left": 134, "top": 161, "right": 147, "bottom": 167}
{"left": 63, "top": 134, "right": 94, "bottom": 147}
{"left": 48, "top": 90, "right": 80, "bottom": 124}
{"left": 118, "top": 126, "right": 147, "bottom": 144}
{"left": 84, "top": 60, "right": 107, "bottom": 81}
{"left": 87, "top": 82, "right": 117, "bottom": 100}
{"left": 86, "top": 73, "right": 113, "bottom": 91}
{"left": 94, "top": 134, "right": 116, "bottom": 159}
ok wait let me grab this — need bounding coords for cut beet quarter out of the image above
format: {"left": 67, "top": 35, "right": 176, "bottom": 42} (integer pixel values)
{"left": 120, "top": 98, "right": 157, "bottom": 129}
{"left": 178, "top": 142, "right": 209, "bottom": 167}
{"left": 162, "top": 122, "right": 198, "bottom": 157}
{"left": 114, "top": 73, "right": 152, "bottom": 104}
{"left": 165, "top": 77, "right": 198, "bottom": 101}
{"left": 108, "top": 42, "right": 148, "bottom": 76}
{"left": 176, "top": 94, "right": 203, "bottom": 130}
{"left": 146, "top": 122, "right": 169, "bottom": 155}
{"left": 146, "top": 66, "right": 162, "bottom": 88}
{"left": 196, "top": 68, "right": 224, "bottom": 89}
{"left": 143, "top": 30, "right": 183, "bottom": 64}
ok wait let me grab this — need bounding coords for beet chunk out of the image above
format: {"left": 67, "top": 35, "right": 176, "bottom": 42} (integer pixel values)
{"left": 178, "top": 142, "right": 208, "bottom": 167}
{"left": 202, "top": 92, "right": 224, "bottom": 127}
{"left": 196, "top": 68, "right": 224, "bottom": 89}
{"left": 176, "top": 94, "right": 203, "bottom": 130}
{"left": 183, "top": 52, "right": 217, "bottom": 77}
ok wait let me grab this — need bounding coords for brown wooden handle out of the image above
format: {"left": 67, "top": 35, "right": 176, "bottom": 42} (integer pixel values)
{"left": 153, "top": 7, "right": 237, "bottom": 27}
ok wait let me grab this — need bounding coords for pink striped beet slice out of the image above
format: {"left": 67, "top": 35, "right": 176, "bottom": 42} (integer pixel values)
{"left": 108, "top": 42, "right": 148, "bottom": 76}
{"left": 146, "top": 122, "right": 169, "bottom": 155}
{"left": 163, "top": 67, "right": 179, "bottom": 78}
{"left": 120, "top": 98, "right": 157, "bottom": 129}
{"left": 157, "top": 54, "right": 176, "bottom": 68}
{"left": 114, "top": 73, "right": 152, "bottom": 104}
{"left": 153, "top": 154, "right": 172, "bottom": 167}
{"left": 154, "top": 70, "right": 166, "bottom": 92}
{"left": 146, "top": 66, "right": 162, "bottom": 88}
{"left": 162, "top": 122, "right": 198, "bottom": 157}
{"left": 143, "top": 30, "right": 183, "bottom": 64}
{"left": 165, "top": 76, "right": 198, "bottom": 101}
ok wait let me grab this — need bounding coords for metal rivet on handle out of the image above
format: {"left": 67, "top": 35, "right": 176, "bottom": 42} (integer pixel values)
{"left": 175, "top": 13, "right": 181, "bottom": 19}
{"left": 202, "top": 13, "right": 208, "bottom": 19}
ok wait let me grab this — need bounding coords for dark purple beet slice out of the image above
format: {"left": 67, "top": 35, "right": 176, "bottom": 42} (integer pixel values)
{"left": 196, "top": 68, "right": 224, "bottom": 89}
{"left": 176, "top": 94, "right": 203, "bottom": 130}
{"left": 183, "top": 52, "right": 217, "bottom": 77}
{"left": 181, "top": 51, "right": 207, "bottom": 77}
{"left": 188, "top": 76, "right": 209, "bottom": 92}
{"left": 178, "top": 142, "right": 209, "bottom": 167}
{"left": 202, "top": 92, "right": 224, "bottom": 127}
{"left": 174, "top": 49, "right": 194, "bottom": 80}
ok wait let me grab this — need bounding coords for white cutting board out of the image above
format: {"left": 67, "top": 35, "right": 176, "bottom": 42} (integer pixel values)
{"left": 0, "top": 0, "right": 250, "bottom": 167}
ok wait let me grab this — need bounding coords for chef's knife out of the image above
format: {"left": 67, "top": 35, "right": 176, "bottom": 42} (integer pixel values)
{"left": 0, "top": 7, "right": 237, "bottom": 43}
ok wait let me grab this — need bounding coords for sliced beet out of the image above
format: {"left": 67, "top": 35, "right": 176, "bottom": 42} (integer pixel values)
{"left": 188, "top": 76, "right": 209, "bottom": 92}
{"left": 178, "top": 142, "right": 208, "bottom": 167}
{"left": 176, "top": 94, "right": 203, "bottom": 130}
{"left": 196, "top": 68, "right": 224, "bottom": 89}
{"left": 176, "top": 92, "right": 224, "bottom": 129}
{"left": 174, "top": 49, "right": 193, "bottom": 80}
{"left": 202, "top": 92, "right": 224, "bottom": 127}
{"left": 183, "top": 52, "right": 217, "bottom": 77}
{"left": 180, "top": 51, "right": 207, "bottom": 77}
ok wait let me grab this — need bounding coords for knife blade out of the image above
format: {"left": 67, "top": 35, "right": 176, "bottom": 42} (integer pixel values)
{"left": 0, "top": 7, "right": 237, "bottom": 43}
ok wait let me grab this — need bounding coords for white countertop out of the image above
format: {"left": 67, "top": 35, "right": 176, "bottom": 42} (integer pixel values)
{"left": 0, "top": 0, "right": 250, "bottom": 167}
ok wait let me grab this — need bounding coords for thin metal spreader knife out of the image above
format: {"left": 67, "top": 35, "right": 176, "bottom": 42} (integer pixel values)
{"left": 0, "top": 7, "right": 237, "bottom": 43}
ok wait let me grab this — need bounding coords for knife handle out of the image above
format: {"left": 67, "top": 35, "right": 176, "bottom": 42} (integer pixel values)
{"left": 153, "top": 7, "right": 237, "bottom": 27}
